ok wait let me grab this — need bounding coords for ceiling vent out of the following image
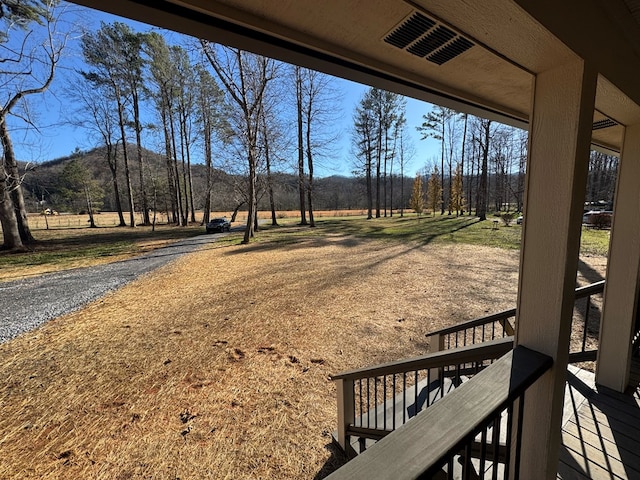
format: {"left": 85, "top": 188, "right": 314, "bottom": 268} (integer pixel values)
{"left": 592, "top": 118, "right": 618, "bottom": 130}
{"left": 384, "top": 12, "right": 474, "bottom": 66}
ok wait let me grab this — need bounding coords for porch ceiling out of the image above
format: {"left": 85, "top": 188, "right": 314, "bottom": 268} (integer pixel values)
{"left": 73, "top": 0, "right": 640, "bottom": 153}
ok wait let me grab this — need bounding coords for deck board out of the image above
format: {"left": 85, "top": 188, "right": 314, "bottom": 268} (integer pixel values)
{"left": 558, "top": 358, "right": 640, "bottom": 480}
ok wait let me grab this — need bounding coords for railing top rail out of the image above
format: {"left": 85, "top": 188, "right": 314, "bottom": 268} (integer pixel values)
{"left": 427, "top": 308, "right": 516, "bottom": 337}
{"left": 331, "top": 336, "right": 514, "bottom": 381}
{"left": 426, "top": 280, "right": 605, "bottom": 338}
{"left": 574, "top": 280, "right": 605, "bottom": 298}
{"left": 325, "top": 346, "right": 553, "bottom": 480}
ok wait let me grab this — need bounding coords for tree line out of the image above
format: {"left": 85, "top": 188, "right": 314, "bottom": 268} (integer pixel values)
{"left": 352, "top": 98, "right": 618, "bottom": 220}
{"left": 0, "top": 2, "right": 621, "bottom": 250}
{"left": 23, "top": 145, "right": 418, "bottom": 217}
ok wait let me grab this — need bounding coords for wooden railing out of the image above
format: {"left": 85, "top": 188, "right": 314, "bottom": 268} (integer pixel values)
{"left": 327, "top": 346, "right": 553, "bottom": 480}
{"left": 427, "top": 280, "right": 605, "bottom": 363}
{"left": 331, "top": 281, "right": 605, "bottom": 458}
{"left": 570, "top": 281, "right": 605, "bottom": 362}
{"left": 332, "top": 337, "right": 514, "bottom": 455}
{"left": 427, "top": 309, "right": 516, "bottom": 353}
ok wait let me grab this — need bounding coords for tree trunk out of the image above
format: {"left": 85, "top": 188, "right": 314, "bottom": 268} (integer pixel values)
{"left": 440, "top": 123, "right": 445, "bottom": 215}
{"left": 0, "top": 118, "right": 34, "bottom": 243}
{"left": 305, "top": 106, "right": 315, "bottom": 227}
{"left": 383, "top": 130, "right": 388, "bottom": 217}
{"left": 460, "top": 114, "right": 468, "bottom": 215}
{"left": 202, "top": 117, "right": 213, "bottom": 225}
{"left": 400, "top": 133, "right": 404, "bottom": 218}
{"left": 185, "top": 122, "right": 196, "bottom": 224}
{"left": 375, "top": 125, "right": 381, "bottom": 218}
{"left": 243, "top": 149, "right": 257, "bottom": 244}
{"left": 477, "top": 121, "right": 491, "bottom": 221}
{"left": 161, "top": 103, "right": 177, "bottom": 224}
{"left": 366, "top": 150, "right": 373, "bottom": 220}
{"left": 179, "top": 111, "right": 190, "bottom": 224}
{"left": 0, "top": 176, "right": 23, "bottom": 250}
{"left": 169, "top": 108, "right": 184, "bottom": 226}
{"left": 295, "top": 68, "right": 307, "bottom": 225}
{"left": 115, "top": 89, "right": 136, "bottom": 228}
{"left": 106, "top": 143, "right": 126, "bottom": 227}
{"left": 230, "top": 201, "right": 245, "bottom": 223}
{"left": 262, "top": 115, "right": 278, "bottom": 226}
{"left": 448, "top": 140, "right": 453, "bottom": 216}
{"left": 389, "top": 170, "right": 394, "bottom": 218}
{"left": 470, "top": 142, "right": 477, "bottom": 215}
{"left": 389, "top": 123, "right": 399, "bottom": 217}
{"left": 133, "top": 90, "right": 149, "bottom": 225}
{"left": 84, "top": 184, "right": 97, "bottom": 228}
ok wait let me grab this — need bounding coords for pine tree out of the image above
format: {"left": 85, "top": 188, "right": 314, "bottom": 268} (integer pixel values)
{"left": 450, "top": 163, "right": 465, "bottom": 216}
{"left": 426, "top": 166, "right": 443, "bottom": 217}
{"left": 409, "top": 174, "right": 425, "bottom": 217}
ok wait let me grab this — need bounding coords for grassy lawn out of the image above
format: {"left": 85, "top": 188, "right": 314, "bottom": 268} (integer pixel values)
{"left": 0, "top": 211, "right": 610, "bottom": 479}
{"left": 254, "top": 215, "right": 515, "bottom": 249}
{"left": 0, "top": 211, "right": 611, "bottom": 282}
{"left": 0, "top": 223, "right": 203, "bottom": 281}
{"left": 258, "top": 213, "right": 610, "bottom": 255}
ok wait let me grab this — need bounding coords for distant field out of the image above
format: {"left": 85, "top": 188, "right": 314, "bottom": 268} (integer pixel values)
{"left": 27, "top": 210, "right": 369, "bottom": 230}
{"left": 0, "top": 211, "right": 610, "bottom": 282}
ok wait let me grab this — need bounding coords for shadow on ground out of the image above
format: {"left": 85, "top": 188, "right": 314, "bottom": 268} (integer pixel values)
{"left": 314, "top": 442, "right": 349, "bottom": 479}
{"left": 223, "top": 216, "right": 481, "bottom": 257}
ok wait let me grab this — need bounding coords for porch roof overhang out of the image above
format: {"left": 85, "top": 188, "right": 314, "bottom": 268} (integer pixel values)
{"left": 72, "top": 0, "right": 640, "bottom": 154}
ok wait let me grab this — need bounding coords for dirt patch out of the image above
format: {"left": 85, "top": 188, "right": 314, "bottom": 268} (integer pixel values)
{"left": 0, "top": 234, "right": 605, "bottom": 479}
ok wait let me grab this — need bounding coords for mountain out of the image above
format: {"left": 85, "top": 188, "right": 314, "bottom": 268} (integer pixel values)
{"left": 19, "top": 145, "right": 401, "bottom": 215}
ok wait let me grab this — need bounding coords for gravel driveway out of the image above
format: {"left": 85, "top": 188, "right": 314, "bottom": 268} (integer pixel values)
{"left": 0, "top": 232, "right": 227, "bottom": 343}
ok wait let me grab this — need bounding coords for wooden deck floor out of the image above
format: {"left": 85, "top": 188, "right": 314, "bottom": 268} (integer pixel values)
{"left": 558, "top": 358, "right": 640, "bottom": 480}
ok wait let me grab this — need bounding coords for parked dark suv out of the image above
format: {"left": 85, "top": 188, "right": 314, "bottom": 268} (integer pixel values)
{"left": 206, "top": 217, "right": 231, "bottom": 233}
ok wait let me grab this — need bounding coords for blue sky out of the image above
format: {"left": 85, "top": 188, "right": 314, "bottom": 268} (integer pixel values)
{"left": 7, "top": 3, "right": 439, "bottom": 178}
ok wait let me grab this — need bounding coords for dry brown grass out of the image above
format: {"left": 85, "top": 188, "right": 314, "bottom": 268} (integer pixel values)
{"left": 27, "top": 210, "right": 368, "bottom": 231}
{"left": 1, "top": 211, "right": 367, "bottom": 282}
{"left": 0, "top": 227, "right": 606, "bottom": 479}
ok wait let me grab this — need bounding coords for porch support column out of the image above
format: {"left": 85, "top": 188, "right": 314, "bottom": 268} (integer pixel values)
{"left": 596, "top": 123, "right": 640, "bottom": 392}
{"left": 515, "top": 59, "right": 596, "bottom": 478}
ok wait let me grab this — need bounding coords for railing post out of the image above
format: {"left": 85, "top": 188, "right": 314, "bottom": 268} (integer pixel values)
{"left": 336, "top": 378, "right": 355, "bottom": 453}
{"left": 429, "top": 333, "right": 444, "bottom": 353}
{"left": 508, "top": 393, "right": 525, "bottom": 479}
{"left": 429, "top": 334, "right": 444, "bottom": 382}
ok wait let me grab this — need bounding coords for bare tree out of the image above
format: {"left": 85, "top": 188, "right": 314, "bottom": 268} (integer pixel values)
{"left": 388, "top": 105, "right": 407, "bottom": 217}
{"left": 470, "top": 117, "right": 493, "bottom": 221}
{"left": 586, "top": 150, "right": 617, "bottom": 208}
{"left": 201, "top": 42, "right": 274, "bottom": 243}
{"left": 67, "top": 75, "right": 126, "bottom": 227}
{"left": 293, "top": 66, "right": 307, "bottom": 225}
{"left": 0, "top": 0, "right": 67, "bottom": 249}
{"left": 295, "top": 66, "right": 341, "bottom": 227}
{"left": 194, "top": 63, "right": 226, "bottom": 225}
{"left": 352, "top": 92, "right": 377, "bottom": 219}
